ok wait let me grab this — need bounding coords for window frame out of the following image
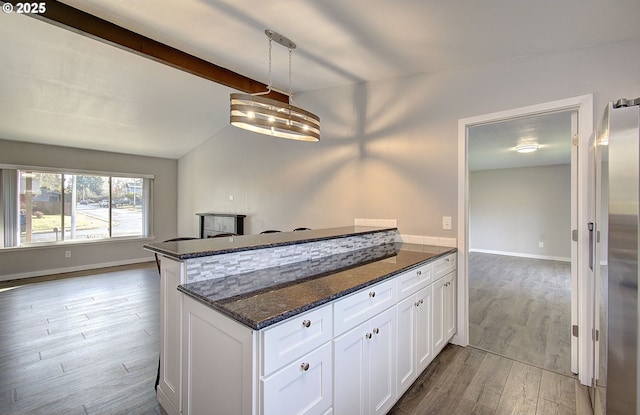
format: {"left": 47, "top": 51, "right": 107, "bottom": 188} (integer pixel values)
{"left": 1, "top": 164, "right": 154, "bottom": 249}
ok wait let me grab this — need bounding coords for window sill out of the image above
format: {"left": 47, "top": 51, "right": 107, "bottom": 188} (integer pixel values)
{"left": 1, "top": 235, "right": 156, "bottom": 252}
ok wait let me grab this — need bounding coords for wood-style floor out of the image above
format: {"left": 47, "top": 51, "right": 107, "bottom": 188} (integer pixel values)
{"left": 0, "top": 264, "right": 161, "bottom": 415}
{"left": 468, "top": 252, "right": 572, "bottom": 376}
{"left": 389, "top": 344, "right": 592, "bottom": 415}
{"left": 0, "top": 263, "right": 590, "bottom": 415}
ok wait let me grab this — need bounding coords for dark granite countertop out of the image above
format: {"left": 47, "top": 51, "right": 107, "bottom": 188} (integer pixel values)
{"left": 178, "top": 242, "right": 456, "bottom": 330}
{"left": 143, "top": 226, "right": 396, "bottom": 260}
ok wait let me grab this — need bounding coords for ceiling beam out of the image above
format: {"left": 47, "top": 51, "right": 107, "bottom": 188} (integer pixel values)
{"left": 2, "top": 0, "right": 289, "bottom": 103}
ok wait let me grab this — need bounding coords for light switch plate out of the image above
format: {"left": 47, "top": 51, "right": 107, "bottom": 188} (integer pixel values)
{"left": 442, "top": 216, "right": 452, "bottom": 230}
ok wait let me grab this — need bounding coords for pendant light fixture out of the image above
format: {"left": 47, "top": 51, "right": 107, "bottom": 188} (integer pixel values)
{"left": 230, "top": 30, "right": 320, "bottom": 142}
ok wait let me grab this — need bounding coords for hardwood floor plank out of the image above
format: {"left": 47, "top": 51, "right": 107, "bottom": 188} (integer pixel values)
{"left": 576, "top": 381, "right": 593, "bottom": 415}
{"left": 539, "top": 370, "right": 577, "bottom": 410}
{"left": 462, "top": 352, "right": 513, "bottom": 410}
{"left": 495, "top": 361, "right": 542, "bottom": 415}
{"left": 536, "top": 398, "right": 574, "bottom": 415}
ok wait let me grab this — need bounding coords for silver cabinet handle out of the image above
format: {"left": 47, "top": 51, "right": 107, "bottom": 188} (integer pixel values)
{"left": 302, "top": 319, "right": 311, "bottom": 328}
{"left": 365, "top": 333, "right": 372, "bottom": 339}
{"left": 373, "top": 328, "right": 379, "bottom": 335}
{"left": 445, "top": 258, "right": 450, "bottom": 262}
{"left": 369, "top": 291, "right": 376, "bottom": 298}
{"left": 300, "top": 362, "right": 310, "bottom": 371}
{"left": 417, "top": 270, "right": 422, "bottom": 276}
{"left": 415, "top": 301, "right": 420, "bottom": 307}
{"left": 420, "top": 299, "right": 424, "bottom": 304}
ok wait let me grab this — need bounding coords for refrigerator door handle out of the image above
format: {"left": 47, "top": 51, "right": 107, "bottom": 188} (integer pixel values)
{"left": 588, "top": 222, "right": 594, "bottom": 271}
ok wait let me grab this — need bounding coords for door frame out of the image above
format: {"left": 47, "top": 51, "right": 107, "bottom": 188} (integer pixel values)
{"left": 455, "top": 94, "right": 593, "bottom": 385}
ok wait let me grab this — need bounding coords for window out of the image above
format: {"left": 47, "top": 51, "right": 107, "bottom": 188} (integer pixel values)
{"left": 1, "top": 168, "right": 152, "bottom": 248}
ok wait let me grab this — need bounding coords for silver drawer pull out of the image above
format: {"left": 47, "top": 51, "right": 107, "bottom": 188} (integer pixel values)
{"left": 365, "top": 333, "right": 372, "bottom": 339}
{"left": 302, "top": 319, "right": 311, "bottom": 328}
{"left": 417, "top": 270, "right": 422, "bottom": 276}
{"left": 300, "top": 362, "right": 310, "bottom": 371}
{"left": 445, "top": 258, "right": 450, "bottom": 262}
{"left": 369, "top": 291, "right": 376, "bottom": 298}
{"left": 373, "top": 328, "right": 380, "bottom": 335}
{"left": 415, "top": 301, "right": 420, "bottom": 307}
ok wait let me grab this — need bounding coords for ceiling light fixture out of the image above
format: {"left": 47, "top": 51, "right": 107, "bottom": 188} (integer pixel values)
{"left": 515, "top": 144, "right": 539, "bottom": 153}
{"left": 230, "top": 30, "right": 320, "bottom": 142}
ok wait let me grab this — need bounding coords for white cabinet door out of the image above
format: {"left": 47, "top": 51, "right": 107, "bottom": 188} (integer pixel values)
{"left": 334, "top": 320, "right": 367, "bottom": 415}
{"left": 415, "top": 286, "right": 433, "bottom": 374}
{"left": 432, "top": 271, "right": 456, "bottom": 355}
{"left": 443, "top": 272, "right": 456, "bottom": 342}
{"left": 262, "top": 342, "right": 332, "bottom": 415}
{"left": 158, "top": 257, "right": 185, "bottom": 415}
{"left": 396, "top": 295, "right": 416, "bottom": 395}
{"left": 368, "top": 307, "right": 397, "bottom": 415}
{"left": 396, "top": 286, "right": 432, "bottom": 395}
{"left": 334, "top": 306, "right": 397, "bottom": 415}
{"left": 432, "top": 276, "right": 446, "bottom": 355}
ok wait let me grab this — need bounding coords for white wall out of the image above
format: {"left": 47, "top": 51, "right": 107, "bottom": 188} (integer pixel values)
{"left": 178, "top": 40, "right": 640, "bottom": 239}
{"left": 0, "top": 139, "right": 178, "bottom": 279}
{"left": 469, "top": 164, "right": 571, "bottom": 260}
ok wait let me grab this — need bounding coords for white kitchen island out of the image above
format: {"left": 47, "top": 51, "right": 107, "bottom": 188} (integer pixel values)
{"left": 144, "top": 226, "right": 456, "bottom": 415}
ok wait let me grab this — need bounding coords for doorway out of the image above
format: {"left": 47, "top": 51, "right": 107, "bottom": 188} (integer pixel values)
{"left": 467, "top": 111, "right": 574, "bottom": 376}
{"left": 456, "top": 95, "right": 594, "bottom": 385}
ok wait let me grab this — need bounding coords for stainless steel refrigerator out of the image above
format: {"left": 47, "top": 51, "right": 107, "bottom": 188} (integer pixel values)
{"left": 594, "top": 97, "right": 640, "bottom": 415}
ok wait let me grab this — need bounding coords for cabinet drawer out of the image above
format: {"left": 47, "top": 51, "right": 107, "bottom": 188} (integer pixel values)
{"left": 261, "top": 342, "right": 333, "bottom": 415}
{"left": 433, "top": 253, "right": 456, "bottom": 280}
{"left": 262, "top": 304, "right": 333, "bottom": 376}
{"left": 397, "top": 263, "right": 432, "bottom": 299}
{"left": 333, "top": 278, "right": 397, "bottom": 336}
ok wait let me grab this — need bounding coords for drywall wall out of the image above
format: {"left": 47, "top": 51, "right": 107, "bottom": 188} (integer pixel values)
{"left": 178, "top": 40, "right": 640, "bottom": 239}
{"left": 0, "top": 139, "right": 177, "bottom": 279}
{"left": 469, "top": 164, "right": 571, "bottom": 260}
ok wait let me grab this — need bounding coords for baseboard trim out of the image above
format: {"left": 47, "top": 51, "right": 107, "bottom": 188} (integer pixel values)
{"left": 0, "top": 257, "right": 155, "bottom": 282}
{"left": 470, "top": 248, "right": 570, "bottom": 262}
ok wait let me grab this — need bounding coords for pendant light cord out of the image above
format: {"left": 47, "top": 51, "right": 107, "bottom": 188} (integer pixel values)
{"left": 253, "top": 35, "right": 273, "bottom": 96}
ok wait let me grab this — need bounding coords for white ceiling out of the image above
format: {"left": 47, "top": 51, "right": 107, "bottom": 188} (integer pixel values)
{"left": 468, "top": 110, "right": 574, "bottom": 171}
{"left": 1, "top": 0, "right": 639, "bottom": 159}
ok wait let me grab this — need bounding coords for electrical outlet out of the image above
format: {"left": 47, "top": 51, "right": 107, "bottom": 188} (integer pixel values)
{"left": 539, "top": 242, "right": 544, "bottom": 248}
{"left": 65, "top": 250, "right": 71, "bottom": 258}
{"left": 228, "top": 195, "right": 234, "bottom": 201}
{"left": 442, "top": 216, "right": 452, "bottom": 230}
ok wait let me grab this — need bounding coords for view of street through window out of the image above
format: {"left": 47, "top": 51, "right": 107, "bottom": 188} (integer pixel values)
{"left": 19, "top": 171, "right": 145, "bottom": 244}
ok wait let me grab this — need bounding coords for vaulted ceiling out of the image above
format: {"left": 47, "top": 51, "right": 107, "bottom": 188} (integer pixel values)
{"left": 1, "top": 0, "right": 639, "bottom": 159}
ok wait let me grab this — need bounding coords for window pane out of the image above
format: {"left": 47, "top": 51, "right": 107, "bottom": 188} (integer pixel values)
{"left": 19, "top": 171, "right": 63, "bottom": 244}
{"left": 111, "top": 177, "right": 145, "bottom": 237}
{"left": 8, "top": 169, "right": 151, "bottom": 248}
{"left": 64, "top": 174, "right": 110, "bottom": 241}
